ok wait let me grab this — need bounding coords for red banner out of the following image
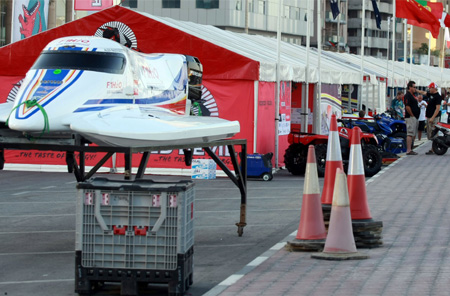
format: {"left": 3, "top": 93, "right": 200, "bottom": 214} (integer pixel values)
{"left": 4, "top": 150, "right": 110, "bottom": 167}
{"left": 256, "top": 82, "right": 275, "bottom": 156}
{"left": 0, "top": 6, "right": 261, "bottom": 172}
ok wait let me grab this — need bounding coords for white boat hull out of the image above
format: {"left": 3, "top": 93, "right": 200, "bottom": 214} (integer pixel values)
{"left": 70, "top": 105, "right": 240, "bottom": 147}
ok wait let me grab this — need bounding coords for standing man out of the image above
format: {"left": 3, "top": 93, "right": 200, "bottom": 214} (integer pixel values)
{"left": 391, "top": 91, "right": 405, "bottom": 119}
{"left": 416, "top": 82, "right": 442, "bottom": 155}
{"left": 442, "top": 90, "right": 450, "bottom": 124}
{"left": 404, "top": 81, "right": 420, "bottom": 155}
{"left": 417, "top": 95, "right": 427, "bottom": 141}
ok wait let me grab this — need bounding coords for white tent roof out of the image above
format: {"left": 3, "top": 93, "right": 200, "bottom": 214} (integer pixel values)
{"left": 140, "top": 11, "right": 450, "bottom": 87}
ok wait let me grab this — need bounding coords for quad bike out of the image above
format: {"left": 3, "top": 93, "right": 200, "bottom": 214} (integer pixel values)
{"left": 284, "top": 127, "right": 382, "bottom": 177}
{"left": 431, "top": 122, "right": 450, "bottom": 155}
{"left": 339, "top": 115, "right": 407, "bottom": 155}
{"left": 376, "top": 112, "right": 407, "bottom": 137}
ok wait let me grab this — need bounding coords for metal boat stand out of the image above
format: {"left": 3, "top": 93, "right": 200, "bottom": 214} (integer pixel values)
{"left": 0, "top": 135, "right": 248, "bottom": 236}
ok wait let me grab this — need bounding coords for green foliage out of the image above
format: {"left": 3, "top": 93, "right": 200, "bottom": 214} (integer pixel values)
{"left": 416, "top": 42, "right": 428, "bottom": 55}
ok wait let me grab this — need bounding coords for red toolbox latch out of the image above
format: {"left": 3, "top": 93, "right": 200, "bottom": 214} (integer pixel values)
{"left": 134, "top": 226, "right": 149, "bottom": 236}
{"left": 113, "top": 225, "right": 128, "bottom": 235}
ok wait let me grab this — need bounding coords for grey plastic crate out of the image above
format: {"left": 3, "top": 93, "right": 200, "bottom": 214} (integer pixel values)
{"left": 76, "top": 178, "right": 195, "bottom": 270}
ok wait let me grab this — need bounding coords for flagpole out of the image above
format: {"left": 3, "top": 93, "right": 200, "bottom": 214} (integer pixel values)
{"left": 392, "top": 1, "right": 396, "bottom": 89}
{"left": 441, "top": 23, "right": 446, "bottom": 69}
{"left": 387, "top": 16, "right": 391, "bottom": 88}
{"left": 303, "top": 0, "right": 311, "bottom": 133}
{"left": 337, "top": 0, "right": 341, "bottom": 52}
{"left": 409, "top": 25, "right": 413, "bottom": 79}
{"left": 403, "top": 19, "right": 407, "bottom": 82}
{"left": 428, "top": 35, "right": 431, "bottom": 79}
{"left": 315, "top": 0, "right": 322, "bottom": 134}
{"left": 274, "top": 0, "right": 282, "bottom": 168}
{"left": 360, "top": 0, "right": 365, "bottom": 111}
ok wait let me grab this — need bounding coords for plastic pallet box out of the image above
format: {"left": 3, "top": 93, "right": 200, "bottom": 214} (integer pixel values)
{"left": 75, "top": 178, "right": 195, "bottom": 296}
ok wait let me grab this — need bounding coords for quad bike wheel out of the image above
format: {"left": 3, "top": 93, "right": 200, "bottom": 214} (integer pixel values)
{"left": 432, "top": 137, "right": 448, "bottom": 155}
{"left": 315, "top": 144, "right": 327, "bottom": 177}
{"left": 362, "top": 144, "right": 382, "bottom": 177}
{"left": 284, "top": 143, "right": 308, "bottom": 175}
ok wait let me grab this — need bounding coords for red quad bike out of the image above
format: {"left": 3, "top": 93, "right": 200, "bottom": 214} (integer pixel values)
{"left": 284, "top": 127, "right": 382, "bottom": 177}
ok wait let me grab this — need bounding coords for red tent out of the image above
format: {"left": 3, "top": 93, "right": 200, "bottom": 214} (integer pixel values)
{"left": 0, "top": 6, "right": 289, "bottom": 172}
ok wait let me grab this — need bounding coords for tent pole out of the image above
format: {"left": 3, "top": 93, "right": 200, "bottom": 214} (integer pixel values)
{"left": 360, "top": 0, "right": 366, "bottom": 112}
{"left": 314, "top": 0, "right": 322, "bottom": 134}
{"left": 253, "top": 81, "right": 259, "bottom": 153}
{"left": 303, "top": 0, "right": 311, "bottom": 133}
{"left": 274, "top": 0, "right": 282, "bottom": 168}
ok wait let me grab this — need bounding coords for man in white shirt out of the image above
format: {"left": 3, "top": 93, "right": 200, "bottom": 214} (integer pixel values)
{"left": 442, "top": 91, "right": 450, "bottom": 124}
{"left": 417, "top": 95, "right": 427, "bottom": 141}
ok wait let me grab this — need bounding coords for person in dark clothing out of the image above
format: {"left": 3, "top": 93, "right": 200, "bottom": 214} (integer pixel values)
{"left": 404, "top": 81, "right": 420, "bottom": 155}
{"left": 416, "top": 82, "right": 442, "bottom": 154}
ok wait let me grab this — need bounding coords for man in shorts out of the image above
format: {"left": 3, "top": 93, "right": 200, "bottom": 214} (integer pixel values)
{"left": 404, "top": 81, "right": 420, "bottom": 155}
{"left": 416, "top": 82, "right": 442, "bottom": 154}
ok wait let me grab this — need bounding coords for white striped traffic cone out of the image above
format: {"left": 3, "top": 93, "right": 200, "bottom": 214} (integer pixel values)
{"left": 287, "top": 145, "right": 326, "bottom": 251}
{"left": 321, "top": 114, "right": 344, "bottom": 207}
{"left": 347, "top": 126, "right": 372, "bottom": 220}
{"left": 312, "top": 168, "right": 368, "bottom": 260}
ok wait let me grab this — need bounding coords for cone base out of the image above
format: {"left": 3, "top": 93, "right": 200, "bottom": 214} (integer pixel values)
{"left": 311, "top": 251, "right": 369, "bottom": 261}
{"left": 352, "top": 220, "right": 384, "bottom": 249}
{"left": 286, "top": 239, "right": 325, "bottom": 252}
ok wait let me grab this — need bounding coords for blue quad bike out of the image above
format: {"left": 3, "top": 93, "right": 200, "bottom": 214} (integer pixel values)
{"left": 339, "top": 114, "right": 407, "bottom": 155}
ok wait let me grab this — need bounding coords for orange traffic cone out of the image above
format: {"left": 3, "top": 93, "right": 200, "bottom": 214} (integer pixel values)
{"left": 312, "top": 168, "right": 368, "bottom": 260}
{"left": 321, "top": 114, "right": 344, "bottom": 221}
{"left": 348, "top": 126, "right": 372, "bottom": 220}
{"left": 287, "top": 145, "right": 326, "bottom": 251}
{"left": 348, "top": 127, "right": 384, "bottom": 248}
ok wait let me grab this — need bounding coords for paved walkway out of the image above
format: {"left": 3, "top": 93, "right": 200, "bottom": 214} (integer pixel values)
{"left": 205, "top": 140, "right": 450, "bottom": 296}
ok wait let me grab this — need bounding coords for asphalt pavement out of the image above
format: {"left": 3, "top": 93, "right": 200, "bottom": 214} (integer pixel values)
{"left": 2, "top": 138, "right": 445, "bottom": 296}
{"left": 0, "top": 161, "right": 316, "bottom": 296}
{"left": 204, "top": 139, "right": 450, "bottom": 296}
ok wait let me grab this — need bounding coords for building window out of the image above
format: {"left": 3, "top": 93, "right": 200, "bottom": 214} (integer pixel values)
{"left": 258, "top": 0, "right": 266, "bottom": 15}
{"left": 295, "top": 7, "right": 300, "bottom": 20}
{"left": 283, "top": 6, "right": 289, "bottom": 18}
{"left": 235, "top": 0, "right": 242, "bottom": 11}
{"left": 248, "top": 0, "right": 254, "bottom": 13}
{"left": 162, "top": 0, "right": 180, "bottom": 8}
{"left": 196, "top": 0, "right": 219, "bottom": 9}
{"left": 0, "top": 2, "right": 5, "bottom": 46}
{"left": 122, "top": 0, "right": 138, "bottom": 8}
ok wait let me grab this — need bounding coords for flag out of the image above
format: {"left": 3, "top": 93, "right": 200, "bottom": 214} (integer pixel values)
{"left": 330, "top": 0, "right": 340, "bottom": 20}
{"left": 441, "top": 12, "right": 450, "bottom": 28}
{"left": 371, "top": 0, "right": 381, "bottom": 29}
{"left": 13, "top": 0, "right": 49, "bottom": 42}
{"left": 446, "top": 28, "right": 450, "bottom": 48}
{"left": 413, "top": 1, "right": 450, "bottom": 28}
{"left": 326, "top": 40, "right": 337, "bottom": 47}
{"left": 396, "top": 0, "right": 441, "bottom": 38}
{"left": 415, "top": 1, "right": 443, "bottom": 19}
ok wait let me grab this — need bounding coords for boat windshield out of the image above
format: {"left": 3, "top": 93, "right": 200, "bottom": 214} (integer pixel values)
{"left": 32, "top": 51, "right": 126, "bottom": 74}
